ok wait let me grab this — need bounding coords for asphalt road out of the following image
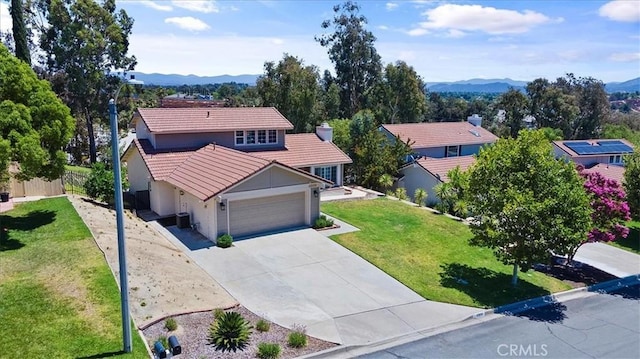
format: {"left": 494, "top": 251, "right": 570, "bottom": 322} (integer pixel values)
{"left": 360, "top": 285, "right": 640, "bottom": 359}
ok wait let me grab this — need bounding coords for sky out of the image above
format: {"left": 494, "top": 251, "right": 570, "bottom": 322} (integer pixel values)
{"left": 1, "top": 0, "right": 639, "bottom": 83}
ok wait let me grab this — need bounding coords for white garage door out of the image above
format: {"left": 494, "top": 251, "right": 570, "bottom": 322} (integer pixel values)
{"left": 228, "top": 192, "right": 306, "bottom": 237}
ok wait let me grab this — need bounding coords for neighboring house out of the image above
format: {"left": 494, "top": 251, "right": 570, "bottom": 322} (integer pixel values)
{"left": 398, "top": 156, "right": 476, "bottom": 206}
{"left": 553, "top": 139, "right": 634, "bottom": 168}
{"left": 582, "top": 164, "right": 626, "bottom": 184}
{"left": 122, "top": 107, "right": 350, "bottom": 240}
{"left": 381, "top": 115, "right": 497, "bottom": 204}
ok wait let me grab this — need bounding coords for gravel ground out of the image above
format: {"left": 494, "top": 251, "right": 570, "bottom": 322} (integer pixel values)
{"left": 143, "top": 305, "right": 338, "bottom": 358}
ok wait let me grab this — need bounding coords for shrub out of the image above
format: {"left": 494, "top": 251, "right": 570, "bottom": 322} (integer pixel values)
{"left": 414, "top": 188, "right": 427, "bottom": 207}
{"left": 256, "top": 318, "right": 271, "bottom": 332}
{"left": 217, "top": 234, "right": 233, "bottom": 248}
{"left": 208, "top": 311, "right": 252, "bottom": 352}
{"left": 257, "top": 342, "right": 281, "bottom": 359}
{"left": 213, "top": 308, "right": 225, "bottom": 320}
{"left": 313, "top": 215, "right": 334, "bottom": 229}
{"left": 155, "top": 335, "right": 168, "bottom": 350}
{"left": 164, "top": 317, "right": 177, "bottom": 331}
{"left": 394, "top": 187, "right": 408, "bottom": 201}
{"left": 83, "top": 162, "right": 128, "bottom": 205}
{"left": 287, "top": 326, "right": 307, "bottom": 348}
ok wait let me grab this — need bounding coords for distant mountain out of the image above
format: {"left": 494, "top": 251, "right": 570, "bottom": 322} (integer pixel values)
{"left": 127, "top": 72, "right": 259, "bottom": 86}
{"left": 605, "top": 78, "right": 640, "bottom": 93}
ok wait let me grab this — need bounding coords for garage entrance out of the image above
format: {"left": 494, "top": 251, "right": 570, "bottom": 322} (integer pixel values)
{"left": 228, "top": 192, "right": 306, "bottom": 237}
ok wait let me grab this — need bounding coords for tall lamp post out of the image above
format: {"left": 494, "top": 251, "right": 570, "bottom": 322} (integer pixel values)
{"left": 108, "top": 76, "right": 143, "bottom": 353}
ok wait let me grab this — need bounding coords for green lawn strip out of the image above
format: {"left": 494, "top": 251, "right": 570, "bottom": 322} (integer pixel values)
{"left": 322, "top": 198, "right": 570, "bottom": 308}
{"left": 65, "top": 164, "right": 91, "bottom": 173}
{"left": 0, "top": 197, "right": 147, "bottom": 358}
{"left": 608, "top": 220, "right": 640, "bottom": 254}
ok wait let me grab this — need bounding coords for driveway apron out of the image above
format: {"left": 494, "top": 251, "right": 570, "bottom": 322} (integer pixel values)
{"left": 165, "top": 228, "right": 478, "bottom": 345}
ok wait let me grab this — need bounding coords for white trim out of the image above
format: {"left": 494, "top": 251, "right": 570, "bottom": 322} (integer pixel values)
{"left": 221, "top": 183, "right": 314, "bottom": 201}
{"left": 305, "top": 189, "right": 311, "bottom": 225}
{"left": 235, "top": 129, "right": 278, "bottom": 146}
{"left": 222, "top": 162, "right": 327, "bottom": 195}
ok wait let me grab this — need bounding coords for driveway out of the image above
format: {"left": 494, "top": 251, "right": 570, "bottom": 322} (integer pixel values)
{"left": 161, "top": 227, "right": 478, "bottom": 345}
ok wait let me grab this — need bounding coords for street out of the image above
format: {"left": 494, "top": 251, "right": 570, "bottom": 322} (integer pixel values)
{"left": 360, "top": 285, "right": 640, "bottom": 359}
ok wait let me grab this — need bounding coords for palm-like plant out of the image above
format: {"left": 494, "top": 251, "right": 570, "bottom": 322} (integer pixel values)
{"left": 208, "top": 311, "right": 252, "bottom": 352}
{"left": 414, "top": 188, "right": 427, "bottom": 207}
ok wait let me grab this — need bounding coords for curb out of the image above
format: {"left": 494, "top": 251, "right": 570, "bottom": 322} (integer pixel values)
{"left": 299, "top": 274, "right": 640, "bottom": 358}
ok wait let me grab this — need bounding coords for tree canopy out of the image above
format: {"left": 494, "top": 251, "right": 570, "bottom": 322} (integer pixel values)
{"left": 369, "top": 61, "right": 427, "bottom": 124}
{"left": 466, "top": 130, "right": 592, "bottom": 285}
{"left": 624, "top": 152, "right": 640, "bottom": 221}
{"left": 0, "top": 43, "right": 74, "bottom": 185}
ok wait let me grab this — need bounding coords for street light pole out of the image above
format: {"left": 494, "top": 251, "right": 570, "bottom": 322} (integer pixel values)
{"left": 108, "top": 97, "right": 132, "bottom": 353}
{"left": 109, "top": 76, "right": 143, "bottom": 353}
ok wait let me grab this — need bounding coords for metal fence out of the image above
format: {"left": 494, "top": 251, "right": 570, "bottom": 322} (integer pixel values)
{"left": 62, "top": 171, "right": 89, "bottom": 195}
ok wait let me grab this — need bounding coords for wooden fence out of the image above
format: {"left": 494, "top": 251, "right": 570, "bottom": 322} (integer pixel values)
{"left": 9, "top": 175, "right": 64, "bottom": 197}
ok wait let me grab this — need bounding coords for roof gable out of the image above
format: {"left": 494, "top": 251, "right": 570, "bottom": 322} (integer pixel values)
{"left": 403, "top": 156, "right": 476, "bottom": 182}
{"left": 122, "top": 139, "right": 196, "bottom": 181}
{"left": 381, "top": 122, "right": 498, "bottom": 149}
{"left": 134, "top": 107, "right": 294, "bottom": 134}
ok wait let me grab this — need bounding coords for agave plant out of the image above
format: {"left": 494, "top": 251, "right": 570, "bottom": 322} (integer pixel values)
{"left": 208, "top": 311, "right": 252, "bottom": 352}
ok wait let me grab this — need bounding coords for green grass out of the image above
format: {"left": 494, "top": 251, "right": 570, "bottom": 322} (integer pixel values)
{"left": 609, "top": 221, "right": 640, "bottom": 254}
{"left": 65, "top": 164, "right": 92, "bottom": 173}
{"left": 322, "top": 199, "right": 571, "bottom": 308}
{"left": 0, "top": 197, "right": 148, "bottom": 358}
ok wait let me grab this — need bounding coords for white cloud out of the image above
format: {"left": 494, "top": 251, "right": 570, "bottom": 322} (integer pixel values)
{"left": 378, "top": 25, "right": 389, "bottom": 30}
{"left": 407, "top": 28, "right": 429, "bottom": 36}
{"left": 417, "top": 4, "right": 556, "bottom": 35}
{"left": 609, "top": 52, "right": 640, "bottom": 62}
{"left": 171, "top": 0, "right": 219, "bottom": 14}
{"left": 0, "top": 2, "right": 12, "bottom": 33}
{"left": 386, "top": 2, "right": 399, "bottom": 11}
{"left": 139, "top": 0, "right": 173, "bottom": 12}
{"left": 271, "top": 38, "right": 284, "bottom": 45}
{"left": 599, "top": 1, "right": 640, "bottom": 22}
{"left": 164, "top": 17, "right": 210, "bottom": 31}
{"left": 447, "top": 29, "right": 465, "bottom": 38}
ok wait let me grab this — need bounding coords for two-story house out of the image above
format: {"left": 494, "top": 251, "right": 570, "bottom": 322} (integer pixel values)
{"left": 379, "top": 115, "right": 498, "bottom": 205}
{"left": 122, "top": 107, "right": 351, "bottom": 240}
{"left": 552, "top": 139, "right": 634, "bottom": 183}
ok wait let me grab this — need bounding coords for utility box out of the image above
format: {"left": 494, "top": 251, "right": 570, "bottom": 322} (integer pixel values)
{"left": 176, "top": 212, "right": 190, "bottom": 229}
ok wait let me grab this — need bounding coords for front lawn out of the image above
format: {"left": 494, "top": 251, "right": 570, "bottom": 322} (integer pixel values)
{"left": 322, "top": 199, "right": 571, "bottom": 308}
{"left": 0, "top": 197, "right": 148, "bottom": 358}
{"left": 609, "top": 220, "right": 640, "bottom": 254}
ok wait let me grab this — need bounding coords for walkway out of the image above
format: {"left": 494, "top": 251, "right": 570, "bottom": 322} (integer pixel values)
{"left": 574, "top": 242, "right": 640, "bottom": 277}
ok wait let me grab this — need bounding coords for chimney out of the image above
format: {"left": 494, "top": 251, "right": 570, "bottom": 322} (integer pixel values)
{"left": 316, "top": 122, "right": 333, "bottom": 142}
{"left": 467, "top": 114, "right": 482, "bottom": 127}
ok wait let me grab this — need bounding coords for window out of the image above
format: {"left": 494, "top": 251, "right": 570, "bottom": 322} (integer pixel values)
{"left": 235, "top": 130, "right": 278, "bottom": 146}
{"left": 609, "top": 155, "right": 622, "bottom": 164}
{"left": 258, "top": 130, "right": 267, "bottom": 144}
{"left": 446, "top": 145, "right": 460, "bottom": 158}
{"left": 235, "top": 131, "right": 244, "bottom": 145}
{"left": 314, "top": 166, "right": 337, "bottom": 183}
{"left": 246, "top": 130, "right": 256, "bottom": 144}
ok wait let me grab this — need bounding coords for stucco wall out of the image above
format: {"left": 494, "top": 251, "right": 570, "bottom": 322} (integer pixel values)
{"left": 154, "top": 132, "right": 233, "bottom": 150}
{"left": 150, "top": 181, "right": 175, "bottom": 216}
{"left": 229, "top": 167, "right": 310, "bottom": 193}
{"left": 399, "top": 165, "right": 442, "bottom": 206}
{"left": 125, "top": 148, "right": 150, "bottom": 193}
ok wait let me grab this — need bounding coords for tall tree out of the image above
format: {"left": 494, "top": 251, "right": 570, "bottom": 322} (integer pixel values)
{"left": 526, "top": 78, "right": 578, "bottom": 138}
{"left": 316, "top": 1, "right": 382, "bottom": 118}
{"left": 370, "top": 61, "right": 427, "bottom": 124}
{"left": 29, "top": 0, "right": 136, "bottom": 163}
{"left": 466, "top": 130, "right": 592, "bottom": 285}
{"left": 494, "top": 88, "right": 529, "bottom": 138}
{"left": 624, "top": 152, "right": 640, "bottom": 220}
{"left": 554, "top": 74, "right": 609, "bottom": 139}
{"left": 256, "top": 54, "right": 322, "bottom": 133}
{"left": 0, "top": 43, "right": 74, "bottom": 185}
{"left": 10, "top": 0, "right": 30, "bottom": 64}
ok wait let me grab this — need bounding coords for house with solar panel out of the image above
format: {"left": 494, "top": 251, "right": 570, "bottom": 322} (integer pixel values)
{"left": 552, "top": 139, "right": 634, "bottom": 183}
{"left": 122, "top": 107, "right": 351, "bottom": 240}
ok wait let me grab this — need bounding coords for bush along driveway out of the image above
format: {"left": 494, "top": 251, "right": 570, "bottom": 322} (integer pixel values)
{"left": 321, "top": 198, "right": 572, "bottom": 308}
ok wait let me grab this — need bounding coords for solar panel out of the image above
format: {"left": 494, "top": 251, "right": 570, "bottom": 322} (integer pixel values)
{"left": 597, "top": 140, "right": 624, "bottom": 146}
{"left": 566, "top": 141, "right": 591, "bottom": 147}
{"left": 564, "top": 140, "right": 633, "bottom": 155}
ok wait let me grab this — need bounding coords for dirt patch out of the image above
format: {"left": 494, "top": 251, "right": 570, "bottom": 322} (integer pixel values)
{"left": 69, "top": 195, "right": 238, "bottom": 328}
{"left": 143, "top": 305, "right": 337, "bottom": 359}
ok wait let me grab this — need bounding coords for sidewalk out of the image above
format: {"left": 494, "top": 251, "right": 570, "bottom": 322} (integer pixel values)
{"left": 573, "top": 242, "right": 640, "bottom": 277}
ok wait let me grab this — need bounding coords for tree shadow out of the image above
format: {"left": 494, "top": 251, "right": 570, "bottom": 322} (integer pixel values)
{"left": 439, "top": 263, "right": 550, "bottom": 308}
{"left": 0, "top": 210, "right": 56, "bottom": 252}
{"left": 613, "top": 224, "right": 639, "bottom": 253}
{"left": 596, "top": 283, "right": 640, "bottom": 300}
{"left": 76, "top": 350, "right": 125, "bottom": 359}
{"left": 513, "top": 302, "right": 567, "bottom": 323}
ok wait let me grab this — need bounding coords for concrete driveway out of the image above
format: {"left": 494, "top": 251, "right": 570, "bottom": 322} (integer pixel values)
{"left": 163, "top": 228, "right": 478, "bottom": 345}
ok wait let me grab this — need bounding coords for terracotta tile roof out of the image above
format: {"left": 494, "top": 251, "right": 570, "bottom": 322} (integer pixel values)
{"left": 583, "top": 164, "right": 626, "bottom": 184}
{"left": 410, "top": 156, "right": 476, "bottom": 182}
{"left": 166, "top": 145, "right": 274, "bottom": 201}
{"left": 249, "top": 133, "right": 352, "bottom": 168}
{"left": 553, "top": 139, "right": 635, "bottom": 157}
{"left": 134, "top": 107, "right": 294, "bottom": 133}
{"left": 124, "top": 139, "right": 196, "bottom": 181}
{"left": 381, "top": 122, "right": 498, "bottom": 149}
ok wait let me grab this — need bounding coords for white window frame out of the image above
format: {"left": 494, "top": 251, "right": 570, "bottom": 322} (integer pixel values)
{"left": 314, "top": 166, "right": 337, "bottom": 183}
{"left": 609, "top": 155, "right": 622, "bottom": 164}
{"left": 235, "top": 129, "right": 278, "bottom": 146}
{"left": 446, "top": 145, "right": 460, "bottom": 158}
